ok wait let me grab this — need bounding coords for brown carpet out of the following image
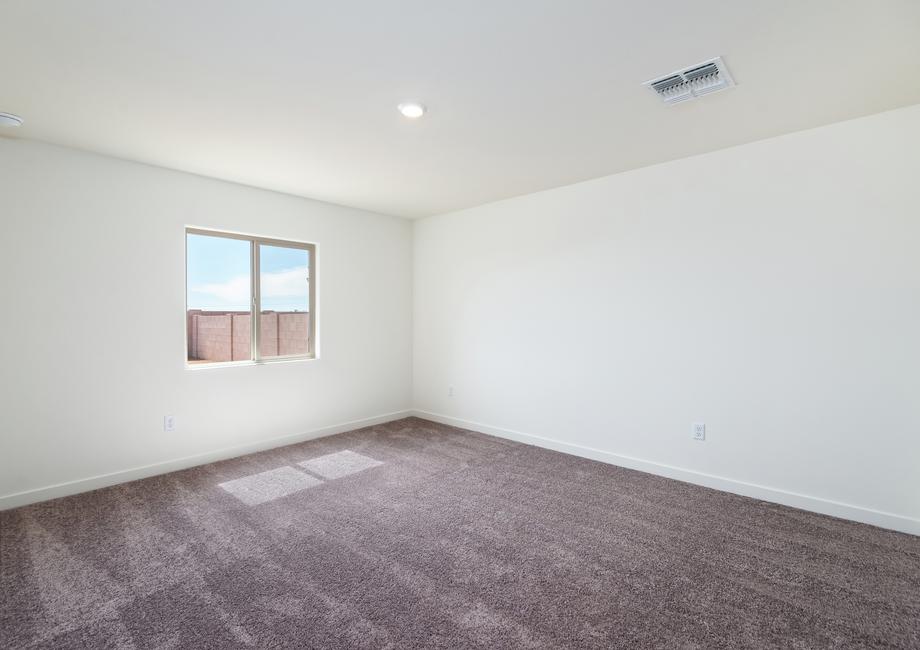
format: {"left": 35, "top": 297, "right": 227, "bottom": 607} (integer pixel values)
{"left": 1, "top": 417, "right": 918, "bottom": 649}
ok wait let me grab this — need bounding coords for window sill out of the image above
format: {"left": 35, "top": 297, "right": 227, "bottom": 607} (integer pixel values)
{"left": 185, "top": 355, "right": 317, "bottom": 370}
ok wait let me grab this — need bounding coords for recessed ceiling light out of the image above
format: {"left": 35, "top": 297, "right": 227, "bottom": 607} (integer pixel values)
{"left": 397, "top": 102, "right": 426, "bottom": 119}
{"left": 0, "top": 112, "right": 24, "bottom": 128}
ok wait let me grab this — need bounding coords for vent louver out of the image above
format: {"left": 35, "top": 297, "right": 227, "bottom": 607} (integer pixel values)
{"left": 644, "top": 57, "right": 734, "bottom": 105}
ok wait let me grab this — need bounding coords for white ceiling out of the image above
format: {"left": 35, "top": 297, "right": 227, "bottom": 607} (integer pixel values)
{"left": 2, "top": 1, "right": 919, "bottom": 219}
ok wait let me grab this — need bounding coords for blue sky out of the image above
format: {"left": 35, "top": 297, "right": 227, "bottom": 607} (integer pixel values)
{"left": 187, "top": 234, "right": 310, "bottom": 311}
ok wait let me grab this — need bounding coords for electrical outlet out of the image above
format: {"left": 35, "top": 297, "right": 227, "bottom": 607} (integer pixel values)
{"left": 692, "top": 422, "right": 705, "bottom": 441}
{"left": 448, "top": 385, "right": 454, "bottom": 397}
{"left": 164, "top": 415, "right": 176, "bottom": 432}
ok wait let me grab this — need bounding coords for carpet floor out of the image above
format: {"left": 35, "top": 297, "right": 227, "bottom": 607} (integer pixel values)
{"left": 1, "top": 417, "right": 918, "bottom": 649}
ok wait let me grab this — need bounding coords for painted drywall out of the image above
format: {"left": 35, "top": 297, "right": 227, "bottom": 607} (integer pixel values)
{"left": 0, "top": 139, "right": 412, "bottom": 505}
{"left": 413, "top": 104, "right": 920, "bottom": 533}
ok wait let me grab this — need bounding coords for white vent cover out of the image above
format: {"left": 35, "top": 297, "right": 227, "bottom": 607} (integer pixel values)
{"left": 643, "top": 57, "right": 735, "bottom": 105}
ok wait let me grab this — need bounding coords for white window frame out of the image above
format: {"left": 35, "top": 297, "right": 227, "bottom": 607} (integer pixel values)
{"left": 185, "top": 227, "right": 317, "bottom": 367}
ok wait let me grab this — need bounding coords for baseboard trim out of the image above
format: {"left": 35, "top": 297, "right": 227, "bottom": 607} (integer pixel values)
{"left": 411, "top": 410, "right": 919, "bottom": 536}
{"left": 0, "top": 410, "right": 412, "bottom": 511}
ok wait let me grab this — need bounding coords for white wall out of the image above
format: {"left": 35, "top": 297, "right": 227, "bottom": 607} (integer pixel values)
{"left": 413, "top": 104, "right": 920, "bottom": 534}
{"left": 0, "top": 139, "right": 412, "bottom": 506}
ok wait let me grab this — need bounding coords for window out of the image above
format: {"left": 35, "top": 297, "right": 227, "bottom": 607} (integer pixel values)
{"left": 186, "top": 229, "right": 315, "bottom": 365}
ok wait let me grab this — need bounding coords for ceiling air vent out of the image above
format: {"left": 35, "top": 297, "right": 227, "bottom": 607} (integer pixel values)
{"left": 644, "top": 57, "right": 735, "bottom": 105}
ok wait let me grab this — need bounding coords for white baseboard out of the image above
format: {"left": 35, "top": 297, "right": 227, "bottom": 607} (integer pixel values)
{"left": 6, "top": 408, "right": 917, "bottom": 537}
{"left": 411, "top": 410, "right": 920, "bottom": 537}
{"left": 0, "top": 410, "right": 412, "bottom": 511}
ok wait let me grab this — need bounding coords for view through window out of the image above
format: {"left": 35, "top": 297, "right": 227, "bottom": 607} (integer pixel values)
{"left": 186, "top": 229, "right": 314, "bottom": 364}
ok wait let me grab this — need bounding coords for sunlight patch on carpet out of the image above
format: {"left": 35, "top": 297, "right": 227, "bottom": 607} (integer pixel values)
{"left": 219, "top": 466, "right": 322, "bottom": 505}
{"left": 298, "top": 450, "right": 383, "bottom": 479}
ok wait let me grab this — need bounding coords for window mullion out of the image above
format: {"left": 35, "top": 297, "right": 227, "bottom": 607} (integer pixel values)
{"left": 251, "top": 240, "right": 260, "bottom": 361}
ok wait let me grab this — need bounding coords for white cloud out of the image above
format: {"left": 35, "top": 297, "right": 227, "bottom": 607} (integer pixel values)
{"left": 193, "top": 275, "right": 250, "bottom": 305}
{"left": 261, "top": 266, "right": 310, "bottom": 299}
{"left": 191, "top": 266, "right": 309, "bottom": 310}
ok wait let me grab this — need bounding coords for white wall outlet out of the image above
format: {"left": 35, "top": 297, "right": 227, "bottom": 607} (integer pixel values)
{"left": 448, "top": 385, "right": 454, "bottom": 397}
{"left": 163, "top": 415, "right": 176, "bottom": 432}
{"left": 692, "top": 422, "right": 705, "bottom": 441}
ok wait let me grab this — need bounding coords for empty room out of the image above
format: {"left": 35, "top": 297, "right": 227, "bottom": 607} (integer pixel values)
{"left": 1, "top": 1, "right": 918, "bottom": 648}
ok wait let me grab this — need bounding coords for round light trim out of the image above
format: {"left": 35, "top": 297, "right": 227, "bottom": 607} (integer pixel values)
{"left": 0, "top": 112, "right": 24, "bottom": 128}
{"left": 397, "top": 102, "right": 426, "bottom": 119}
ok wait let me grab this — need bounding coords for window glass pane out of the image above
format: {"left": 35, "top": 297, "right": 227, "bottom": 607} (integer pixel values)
{"left": 259, "top": 244, "right": 310, "bottom": 358}
{"left": 186, "top": 233, "right": 252, "bottom": 364}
